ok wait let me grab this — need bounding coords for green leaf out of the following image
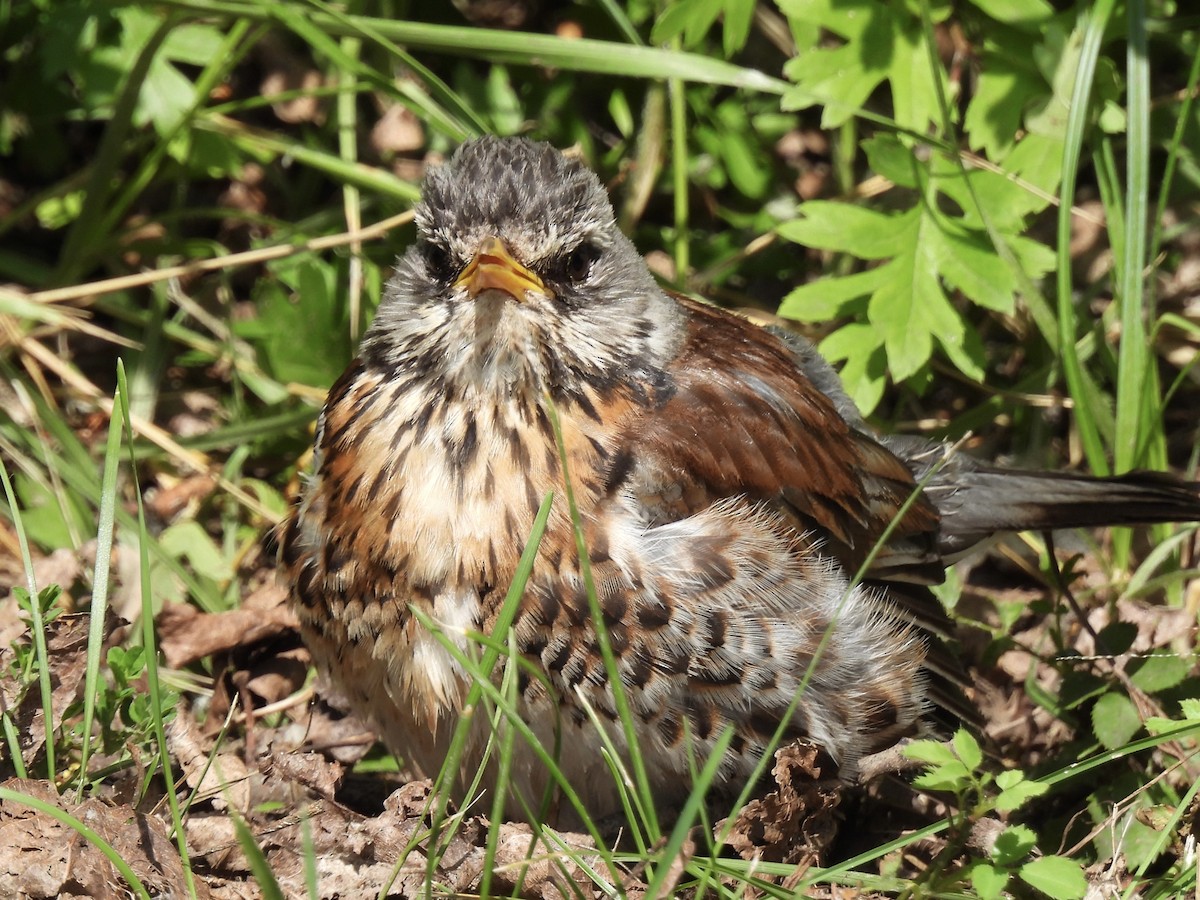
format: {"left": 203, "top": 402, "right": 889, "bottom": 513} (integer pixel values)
{"left": 722, "top": 0, "right": 756, "bottom": 56}
{"left": 1091, "top": 692, "right": 1141, "bottom": 751}
{"left": 651, "top": 0, "right": 723, "bottom": 48}
{"left": 969, "top": 861, "right": 1010, "bottom": 900}
{"left": 817, "top": 324, "right": 887, "bottom": 414}
{"left": 159, "top": 521, "right": 233, "bottom": 583}
{"left": 964, "top": 61, "right": 1031, "bottom": 159}
{"left": 965, "top": 0, "right": 1055, "bottom": 26}
{"left": 1180, "top": 698, "right": 1200, "bottom": 720}
{"left": 912, "top": 760, "right": 972, "bottom": 791}
{"left": 929, "top": 223, "right": 1017, "bottom": 313}
{"left": 863, "top": 135, "right": 919, "bottom": 188}
{"left": 777, "top": 202, "right": 914, "bottom": 259}
{"left": 992, "top": 824, "right": 1037, "bottom": 866}
{"left": 776, "top": 268, "right": 884, "bottom": 321}
{"left": 995, "top": 775, "right": 1048, "bottom": 812}
{"left": 1128, "top": 651, "right": 1192, "bottom": 693}
{"left": 903, "top": 739, "right": 958, "bottom": 766}
{"left": 779, "top": 0, "right": 940, "bottom": 132}
{"left": 1018, "top": 856, "right": 1087, "bottom": 899}
{"left": 953, "top": 728, "right": 983, "bottom": 770}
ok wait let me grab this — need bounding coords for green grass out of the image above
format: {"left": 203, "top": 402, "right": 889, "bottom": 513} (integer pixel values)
{"left": 2, "top": 0, "right": 1199, "bottom": 896}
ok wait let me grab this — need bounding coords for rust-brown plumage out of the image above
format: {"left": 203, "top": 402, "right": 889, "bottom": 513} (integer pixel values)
{"left": 281, "top": 136, "right": 1200, "bottom": 826}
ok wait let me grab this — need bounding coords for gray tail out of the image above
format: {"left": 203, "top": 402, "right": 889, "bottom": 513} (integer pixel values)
{"left": 928, "top": 468, "right": 1200, "bottom": 557}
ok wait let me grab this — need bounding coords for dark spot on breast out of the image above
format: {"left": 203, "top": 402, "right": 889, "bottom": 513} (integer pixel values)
{"left": 657, "top": 713, "right": 683, "bottom": 747}
{"left": 690, "top": 666, "right": 741, "bottom": 688}
{"left": 602, "top": 447, "right": 635, "bottom": 495}
{"left": 748, "top": 709, "right": 808, "bottom": 743}
{"left": 590, "top": 531, "right": 611, "bottom": 564}
{"left": 545, "top": 638, "right": 572, "bottom": 674}
{"left": 535, "top": 589, "right": 560, "bottom": 626}
{"left": 564, "top": 580, "right": 589, "bottom": 626}
{"left": 575, "top": 391, "right": 601, "bottom": 423}
{"left": 535, "top": 405, "right": 553, "bottom": 440}
{"left": 687, "top": 701, "right": 717, "bottom": 741}
{"left": 343, "top": 474, "right": 365, "bottom": 506}
{"left": 692, "top": 537, "right": 734, "bottom": 588}
{"left": 625, "top": 648, "right": 653, "bottom": 689}
{"left": 381, "top": 489, "right": 403, "bottom": 522}
{"left": 661, "top": 651, "right": 689, "bottom": 676}
{"left": 587, "top": 435, "right": 608, "bottom": 461}
{"left": 600, "top": 591, "right": 626, "bottom": 626}
{"left": 295, "top": 566, "right": 320, "bottom": 608}
{"left": 606, "top": 623, "right": 629, "bottom": 655}
{"left": 279, "top": 519, "right": 303, "bottom": 568}
{"left": 636, "top": 598, "right": 673, "bottom": 630}
{"left": 560, "top": 652, "right": 586, "bottom": 687}
{"left": 456, "top": 416, "right": 478, "bottom": 468}
{"left": 414, "top": 398, "right": 437, "bottom": 435}
{"left": 323, "top": 539, "right": 350, "bottom": 574}
{"left": 861, "top": 692, "right": 900, "bottom": 733}
{"left": 705, "top": 610, "right": 728, "bottom": 649}
{"left": 368, "top": 462, "right": 393, "bottom": 502}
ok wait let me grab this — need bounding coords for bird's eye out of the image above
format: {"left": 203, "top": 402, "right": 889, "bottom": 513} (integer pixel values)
{"left": 561, "top": 242, "right": 600, "bottom": 284}
{"left": 420, "top": 241, "right": 456, "bottom": 282}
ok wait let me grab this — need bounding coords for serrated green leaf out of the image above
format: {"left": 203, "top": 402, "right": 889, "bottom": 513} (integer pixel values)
{"left": 781, "top": 42, "right": 888, "bottom": 128}
{"left": 964, "top": 58, "right": 1042, "bottom": 158}
{"left": 1180, "top": 698, "right": 1200, "bottom": 720}
{"left": 953, "top": 728, "right": 983, "bottom": 770}
{"left": 1092, "top": 692, "right": 1141, "bottom": 750}
{"left": 778, "top": 203, "right": 913, "bottom": 258}
{"left": 867, "top": 246, "right": 938, "bottom": 380}
{"left": 1018, "top": 856, "right": 1087, "bottom": 899}
{"left": 776, "top": 268, "right": 884, "bottom": 321}
{"left": 913, "top": 761, "right": 972, "bottom": 791}
{"left": 995, "top": 778, "right": 1048, "bottom": 812}
{"left": 863, "top": 135, "right": 920, "bottom": 188}
{"left": 995, "top": 769, "right": 1024, "bottom": 790}
{"left": 1129, "top": 651, "right": 1192, "bottom": 693}
{"left": 903, "top": 738, "right": 959, "bottom": 766}
{"left": 966, "top": 0, "right": 1055, "bottom": 25}
{"left": 160, "top": 520, "right": 233, "bottom": 582}
{"left": 930, "top": 223, "right": 1017, "bottom": 313}
{"left": 970, "top": 862, "right": 1010, "bottom": 900}
{"left": 993, "top": 824, "right": 1037, "bottom": 865}
{"left": 817, "top": 325, "right": 887, "bottom": 414}
{"left": 651, "top": 0, "right": 722, "bottom": 48}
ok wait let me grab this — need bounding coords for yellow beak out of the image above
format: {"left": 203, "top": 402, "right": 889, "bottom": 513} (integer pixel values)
{"left": 453, "top": 236, "right": 548, "bottom": 302}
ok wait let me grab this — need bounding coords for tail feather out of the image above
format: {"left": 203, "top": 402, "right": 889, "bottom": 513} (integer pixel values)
{"left": 927, "top": 468, "right": 1200, "bottom": 557}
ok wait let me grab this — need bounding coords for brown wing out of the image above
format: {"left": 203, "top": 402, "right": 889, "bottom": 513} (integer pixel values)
{"left": 633, "top": 298, "right": 941, "bottom": 582}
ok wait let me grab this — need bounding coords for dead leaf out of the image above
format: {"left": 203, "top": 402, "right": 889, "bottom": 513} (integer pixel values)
{"left": 721, "top": 742, "right": 842, "bottom": 865}
{"left": 0, "top": 777, "right": 207, "bottom": 899}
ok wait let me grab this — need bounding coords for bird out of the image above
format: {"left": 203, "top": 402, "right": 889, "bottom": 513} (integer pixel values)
{"left": 280, "top": 135, "right": 1200, "bottom": 828}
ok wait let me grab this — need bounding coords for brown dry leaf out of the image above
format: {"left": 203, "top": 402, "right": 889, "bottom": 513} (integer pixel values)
{"left": 371, "top": 102, "right": 425, "bottom": 155}
{"left": 158, "top": 583, "right": 295, "bottom": 668}
{"left": 721, "top": 742, "right": 842, "bottom": 865}
{"left": 0, "top": 610, "right": 106, "bottom": 771}
{"left": 170, "top": 710, "right": 254, "bottom": 813}
{"left": 0, "top": 777, "right": 207, "bottom": 899}
{"left": 237, "top": 646, "right": 309, "bottom": 706}
{"left": 207, "top": 782, "right": 604, "bottom": 899}
{"left": 147, "top": 473, "right": 218, "bottom": 521}
{"left": 258, "top": 35, "right": 326, "bottom": 125}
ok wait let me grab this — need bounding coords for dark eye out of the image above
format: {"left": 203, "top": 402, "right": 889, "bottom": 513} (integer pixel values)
{"left": 420, "top": 241, "right": 456, "bottom": 282}
{"left": 561, "top": 242, "right": 600, "bottom": 284}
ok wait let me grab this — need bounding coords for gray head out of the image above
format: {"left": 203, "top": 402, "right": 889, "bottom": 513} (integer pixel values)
{"left": 361, "top": 136, "right": 682, "bottom": 402}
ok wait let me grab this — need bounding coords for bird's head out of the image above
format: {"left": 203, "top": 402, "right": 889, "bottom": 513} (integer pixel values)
{"left": 361, "top": 136, "right": 682, "bottom": 401}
